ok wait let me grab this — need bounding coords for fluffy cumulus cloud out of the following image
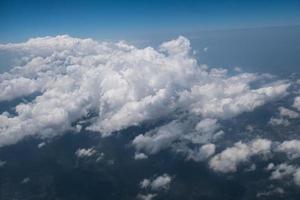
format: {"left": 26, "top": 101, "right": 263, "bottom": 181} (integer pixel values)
{"left": 186, "top": 143, "right": 216, "bottom": 161}
{"left": 267, "top": 163, "right": 300, "bottom": 186}
{"left": 269, "top": 163, "right": 296, "bottom": 180}
{"left": 209, "top": 139, "right": 272, "bottom": 173}
{"left": 293, "top": 97, "right": 300, "bottom": 111}
{"left": 140, "top": 174, "right": 172, "bottom": 191}
{"left": 268, "top": 106, "right": 299, "bottom": 127}
{"left": 294, "top": 169, "right": 300, "bottom": 186}
{"left": 0, "top": 35, "right": 290, "bottom": 148}
{"left": 134, "top": 152, "right": 148, "bottom": 160}
{"left": 132, "top": 119, "right": 218, "bottom": 159}
{"left": 278, "top": 107, "right": 299, "bottom": 119}
{"left": 132, "top": 121, "right": 183, "bottom": 155}
{"left": 277, "top": 140, "right": 300, "bottom": 159}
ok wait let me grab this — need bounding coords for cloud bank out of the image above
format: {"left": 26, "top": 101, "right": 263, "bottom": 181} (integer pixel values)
{"left": 0, "top": 35, "right": 290, "bottom": 148}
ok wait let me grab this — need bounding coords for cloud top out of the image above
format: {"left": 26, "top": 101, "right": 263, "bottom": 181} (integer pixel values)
{"left": 0, "top": 35, "right": 290, "bottom": 147}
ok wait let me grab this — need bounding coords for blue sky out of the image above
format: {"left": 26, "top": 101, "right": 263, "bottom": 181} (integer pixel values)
{"left": 1, "top": 0, "right": 300, "bottom": 42}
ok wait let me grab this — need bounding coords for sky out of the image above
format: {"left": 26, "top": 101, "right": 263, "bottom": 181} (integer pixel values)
{"left": 1, "top": 0, "right": 300, "bottom": 42}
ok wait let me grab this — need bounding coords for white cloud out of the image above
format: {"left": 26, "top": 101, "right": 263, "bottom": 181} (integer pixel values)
{"left": 75, "top": 148, "right": 96, "bottom": 158}
{"left": 277, "top": 140, "right": 300, "bottom": 159}
{"left": 38, "top": 142, "right": 46, "bottom": 148}
{"left": 294, "top": 168, "right": 300, "bottom": 186}
{"left": 151, "top": 174, "right": 172, "bottom": 190}
{"left": 268, "top": 117, "right": 290, "bottom": 126}
{"left": 132, "top": 119, "right": 218, "bottom": 160}
{"left": 268, "top": 163, "right": 300, "bottom": 187}
{"left": 134, "top": 152, "right": 148, "bottom": 160}
{"left": 278, "top": 107, "right": 299, "bottom": 119}
{"left": 140, "top": 174, "right": 172, "bottom": 191}
{"left": 266, "top": 163, "right": 275, "bottom": 171}
{"left": 140, "top": 179, "right": 151, "bottom": 189}
{"left": 187, "top": 143, "right": 216, "bottom": 161}
{"left": 132, "top": 121, "right": 182, "bottom": 155}
{"left": 0, "top": 35, "right": 290, "bottom": 147}
{"left": 293, "top": 96, "right": 300, "bottom": 111}
{"left": 0, "top": 77, "right": 42, "bottom": 101}
{"left": 137, "top": 193, "right": 157, "bottom": 200}
{"left": 269, "top": 106, "right": 299, "bottom": 127}
{"left": 256, "top": 187, "right": 284, "bottom": 198}
{"left": 270, "top": 163, "right": 296, "bottom": 180}
{"left": 195, "top": 118, "right": 219, "bottom": 134}
{"left": 209, "top": 139, "right": 272, "bottom": 173}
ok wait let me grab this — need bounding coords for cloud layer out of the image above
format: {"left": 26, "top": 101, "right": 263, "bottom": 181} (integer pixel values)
{"left": 0, "top": 35, "right": 290, "bottom": 148}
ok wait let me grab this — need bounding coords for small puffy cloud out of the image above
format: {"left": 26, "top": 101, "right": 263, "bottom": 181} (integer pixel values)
{"left": 132, "top": 121, "right": 182, "bottom": 155}
{"left": 294, "top": 168, "right": 300, "bottom": 186}
{"left": 269, "top": 106, "right": 299, "bottom": 127}
{"left": 268, "top": 163, "right": 300, "bottom": 187}
{"left": 137, "top": 193, "right": 157, "bottom": 200}
{"left": 209, "top": 142, "right": 250, "bottom": 173}
{"left": 278, "top": 107, "right": 299, "bottom": 119}
{"left": 183, "top": 118, "right": 222, "bottom": 145}
{"left": 140, "top": 174, "right": 173, "bottom": 191}
{"left": 140, "top": 179, "right": 151, "bottom": 189}
{"left": 187, "top": 143, "right": 216, "bottom": 161}
{"left": 293, "top": 96, "right": 300, "bottom": 111}
{"left": 209, "top": 139, "right": 272, "bottom": 173}
{"left": 0, "top": 160, "right": 6, "bottom": 167}
{"left": 134, "top": 152, "right": 148, "bottom": 160}
{"left": 269, "top": 117, "right": 290, "bottom": 126}
{"left": 75, "top": 148, "right": 96, "bottom": 158}
{"left": 234, "top": 67, "right": 242, "bottom": 72}
{"left": 198, "top": 143, "right": 216, "bottom": 158}
{"left": 159, "top": 36, "right": 191, "bottom": 56}
{"left": 266, "top": 163, "right": 275, "bottom": 171}
{"left": 38, "top": 142, "right": 46, "bottom": 148}
{"left": 195, "top": 118, "right": 219, "bottom": 134}
{"left": 256, "top": 187, "right": 284, "bottom": 198}
{"left": 132, "top": 120, "right": 216, "bottom": 159}
{"left": 151, "top": 174, "right": 172, "bottom": 190}
{"left": 270, "top": 163, "right": 296, "bottom": 180}
{"left": 21, "top": 177, "right": 30, "bottom": 184}
{"left": 96, "top": 152, "right": 105, "bottom": 162}
{"left": 277, "top": 140, "right": 300, "bottom": 159}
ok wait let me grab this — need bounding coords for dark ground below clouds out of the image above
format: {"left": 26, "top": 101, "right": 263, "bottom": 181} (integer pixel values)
{"left": 0, "top": 106, "right": 300, "bottom": 200}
